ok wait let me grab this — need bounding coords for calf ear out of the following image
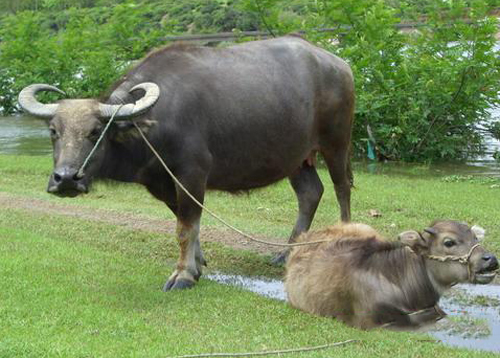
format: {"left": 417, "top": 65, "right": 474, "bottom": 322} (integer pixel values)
{"left": 398, "top": 230, "right": 428, "bottom": 251}
{"left": 471, "top": 225, "right": 486, "bottom": 240}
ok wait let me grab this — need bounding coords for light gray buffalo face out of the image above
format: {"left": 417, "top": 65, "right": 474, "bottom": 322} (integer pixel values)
{"left": 399, "top": 221, "right": 498, "bottom": 287}
{"left": 18, "top": 83, "right": 161, "bottom": 197}
{"left": 47, "top": 100, "right": 105, "bottom": 197}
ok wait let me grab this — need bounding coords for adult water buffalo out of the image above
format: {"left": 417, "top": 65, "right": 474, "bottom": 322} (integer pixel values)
{"left": 18, "top": 35, "right": 354, "bottom": 290}
{"left": 285, "top": 221, "right": 498, "bottom": 329}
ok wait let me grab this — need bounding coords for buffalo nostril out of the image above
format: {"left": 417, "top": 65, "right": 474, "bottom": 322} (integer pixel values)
{"left": 482, "top": 254, "right": 494, "bottom": 262}
{"left": 52, "top": 168, "right": 79, "bottom": 185}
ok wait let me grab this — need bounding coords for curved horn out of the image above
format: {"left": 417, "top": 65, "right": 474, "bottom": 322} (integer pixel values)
{"left": 18, "top": 84, "right": 65, "bottom": 118}
{"left": 99, "top": 82, "right": 160, "bottom": 119}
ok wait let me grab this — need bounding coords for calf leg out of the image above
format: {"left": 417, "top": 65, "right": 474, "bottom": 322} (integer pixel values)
{"left": 271, "top": 164, "right": 324, "bottom": 265}
{"left": 374, "top": 304, "right": 445, "bottom": 329}
{"left": 163, "top": 168, "right": 208, "bottom": 291}
{"left": 373, "top": 304, "right": 413, "bottom": 328}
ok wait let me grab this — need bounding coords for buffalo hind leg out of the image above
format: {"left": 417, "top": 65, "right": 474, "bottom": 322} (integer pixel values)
{"left": 163, "top": 169, "right": 207, "bottom": 291}
{"left": 271, "top": 164, "right": 324, "bottom": 265}
{"left": 321, "top": 144, "right": 351, "bottom": 222}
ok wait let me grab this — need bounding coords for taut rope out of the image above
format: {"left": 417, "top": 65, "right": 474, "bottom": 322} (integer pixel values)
{"left": 132, "top": 121, "right": 333, "bottom": 248}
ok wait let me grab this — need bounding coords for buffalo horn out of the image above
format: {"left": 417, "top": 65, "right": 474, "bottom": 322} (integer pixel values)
{"left": 18, "top": 84, "right": 65, "bottom": 118}
{"left": 99, "top": 82, "right": 160, "bottom": 119}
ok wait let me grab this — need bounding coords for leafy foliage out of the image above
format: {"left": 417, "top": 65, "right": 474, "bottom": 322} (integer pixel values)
{"left": 0, "top": 0, "right": 499, "bottom": 161}
{"left": 242, "top": 0, "right": 500, "bottom": 161}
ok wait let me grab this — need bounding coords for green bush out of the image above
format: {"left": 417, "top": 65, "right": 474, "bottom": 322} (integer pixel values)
{"left": 1, "top": 0, "right": 499, "bottom": 162}
{"left": 245, "top": 0, "right": 500, "bottom": 161}
{"left": 0, "top": 3, "right": 173, "bottom": 111}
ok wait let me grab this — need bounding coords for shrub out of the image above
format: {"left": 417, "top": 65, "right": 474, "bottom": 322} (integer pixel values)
{"left": 1, "top": 0, "right": 499, "bottom": 162}
{"left": 244, "top": 0, "right": 500, "bottom": 161}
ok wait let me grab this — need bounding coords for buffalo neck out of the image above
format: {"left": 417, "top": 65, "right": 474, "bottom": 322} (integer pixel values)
{"left": 367, "top": 244, "right": 442, "bottom": 312}
{"left": 97, "top": 136, "right": 151, "bottom": 183}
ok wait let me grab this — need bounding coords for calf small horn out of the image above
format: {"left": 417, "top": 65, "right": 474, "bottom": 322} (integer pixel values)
{"left": 99, "top": 82, "right": 160, "bottom": 119}
{"left": 423, "top": 227, "right": 438, "bottom": 236}
{"left": 18, "top": 84, "right": 65, "bottom": 118}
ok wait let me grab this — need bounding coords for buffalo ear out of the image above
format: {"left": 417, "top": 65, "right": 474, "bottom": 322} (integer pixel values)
{"left": 398, "top": 230, "right": 429, "bottom": 251}
{"left": 110, "top": 119, "right": 157, "bottom": 143}
{"left": 471, "top": 225, "right": 486, "bottom": 241}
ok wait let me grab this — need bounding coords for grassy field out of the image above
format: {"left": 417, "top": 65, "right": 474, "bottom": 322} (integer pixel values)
{"left": 1, "top": 154, "right": 500, "bottom": 357}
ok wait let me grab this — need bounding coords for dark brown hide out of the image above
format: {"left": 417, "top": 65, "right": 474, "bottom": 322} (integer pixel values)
{"left": 24, "top": 36, "right": 355, "bottom": 290}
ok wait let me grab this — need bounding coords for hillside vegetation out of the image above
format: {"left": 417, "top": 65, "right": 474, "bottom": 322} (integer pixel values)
{"left": 1, "top": 0, "right": 499, "bottom": 161}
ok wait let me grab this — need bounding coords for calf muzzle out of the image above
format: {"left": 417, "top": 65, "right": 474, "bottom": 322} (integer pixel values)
{"left": 424, "top": 243, "right": 498, "bottom": 284}
{"left": 474, "top": 254, "right": 499, "bottom": 284}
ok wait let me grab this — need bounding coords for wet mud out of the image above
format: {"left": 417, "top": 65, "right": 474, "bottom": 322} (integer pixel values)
{"left": 206, "top": 273, "right": 500, "bottom": 353}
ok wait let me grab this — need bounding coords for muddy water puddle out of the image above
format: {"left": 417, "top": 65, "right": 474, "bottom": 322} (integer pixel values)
{"left": 206, "top": 273, "right": 500, "bottom": 353}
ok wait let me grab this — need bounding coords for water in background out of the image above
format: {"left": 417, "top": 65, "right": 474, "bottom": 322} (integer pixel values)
{"left": 1, "top": 109, "right": 499, "bottom": 176}
{"left": 0, "top": 115, "right": 51, "bottom": 156}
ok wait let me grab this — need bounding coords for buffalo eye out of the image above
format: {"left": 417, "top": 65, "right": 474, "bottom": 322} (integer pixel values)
{"left": 443, "top": 238, "right": 456, "bottom": 248}
{"left": 89, "top": 127, "right": 102, "bottom": 140}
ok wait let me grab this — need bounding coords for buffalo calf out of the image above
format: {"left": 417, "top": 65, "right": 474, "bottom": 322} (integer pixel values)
{"left": 285, "top": 221, "right": 498, "bottom": 329}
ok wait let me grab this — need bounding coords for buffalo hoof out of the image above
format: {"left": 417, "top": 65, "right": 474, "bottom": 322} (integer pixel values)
{"left": 163, "top": 278, "right": 196, "bottom": 292}
{"left": 270, "top": 249, "right": 290, "bottom": 266}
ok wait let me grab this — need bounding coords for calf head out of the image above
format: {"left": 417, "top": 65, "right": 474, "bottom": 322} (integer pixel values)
{"left": 18, "top": 83, "right": 160, "bottom": 197}
{"left": 399, "top": 220, "right": 498, "bottom": 287}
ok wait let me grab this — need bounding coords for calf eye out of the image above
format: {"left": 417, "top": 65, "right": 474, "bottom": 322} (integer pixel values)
{"left": 49, "top": 127, "right": 58, "bottom": 139}
{"left": 443, "top": 238, "right": 456, "bottom": 248}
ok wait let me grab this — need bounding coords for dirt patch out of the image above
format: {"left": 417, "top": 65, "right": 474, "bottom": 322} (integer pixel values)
{"left": 0, "top": 192, "right": 282, "bottom": 256}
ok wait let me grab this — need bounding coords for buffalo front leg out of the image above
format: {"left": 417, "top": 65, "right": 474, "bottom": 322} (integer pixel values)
{"left": 163, "top": 170, "right": 207, "bottom": 291}
{"left": 163, "top": 219, "right": 203, "bottom": 291}
{"left": 271, "top": 164, "right": 324, "bottom": 265}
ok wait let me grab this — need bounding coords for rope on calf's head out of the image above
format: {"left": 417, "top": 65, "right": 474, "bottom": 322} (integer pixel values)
{"left": 425, "top": 243, "right": 482, "bottom": 265}
{"left": 424, "top": 243, "right": 483, "bottom": 282}
{"left": 132, "top": 121, "right": 333, "bottom": 248}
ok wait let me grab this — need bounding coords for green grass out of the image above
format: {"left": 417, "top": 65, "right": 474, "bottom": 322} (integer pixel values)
{"left": 1, "top": 155, "right": 499, "bottom": 252}
{"left": 1, "top": 154, "right": 500, "bottom": 357}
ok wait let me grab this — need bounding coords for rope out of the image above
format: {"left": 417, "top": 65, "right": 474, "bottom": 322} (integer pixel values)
{"left": 132, "top": 122, "right": 334, "bottom": 248}
{"left": 167, "top": 339, "right": 358, "bottom": 358}
{"left": 425, "top": 243, "right": 482, "bottom": 265}
{"left": 425, "top": 242, "right": 483, "bottom": 282}
{"left": 77, "top": 104, "right": 124, "bottom": 178}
